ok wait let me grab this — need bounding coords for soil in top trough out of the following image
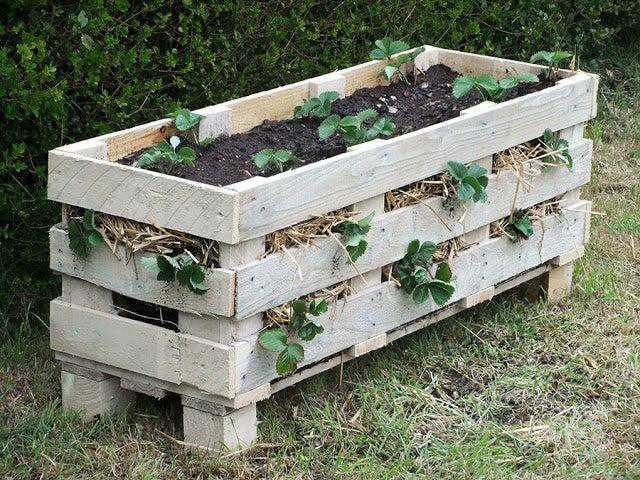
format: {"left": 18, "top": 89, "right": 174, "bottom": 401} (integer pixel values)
{"left": 123, "top": 64, "right": 553, "bottom": 187}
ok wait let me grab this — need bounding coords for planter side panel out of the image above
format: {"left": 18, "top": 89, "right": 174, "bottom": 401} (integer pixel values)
{"left": 235, "top": 203, "right": 589, "bottom": 392}
{"left": 47, "top": 151, "right": 239, "bottom": 243}
{"left": 50, "top": 299, "right": 236, "bottom": 397}
{"left": 49, "top": 225, "right": 235, "bottom": 317}
{"left": 234, "top": 140, "right": 592, "bottom": 317}
{"left": 233, "top": 75, "right": 597, "bottom": 241}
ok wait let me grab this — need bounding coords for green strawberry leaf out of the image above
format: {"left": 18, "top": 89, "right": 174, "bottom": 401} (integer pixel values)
{"left": 259, "top": 327, "right": 288, "bottom": 353}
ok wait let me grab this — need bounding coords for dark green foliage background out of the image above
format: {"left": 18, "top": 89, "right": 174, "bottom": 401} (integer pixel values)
{"left": 1, "top": 0, "right": 638, "bottom": 329}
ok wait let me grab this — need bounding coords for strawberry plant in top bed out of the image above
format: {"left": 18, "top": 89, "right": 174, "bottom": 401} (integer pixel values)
{"left": 121, "top": 63, "right": 553, "bottom": 187}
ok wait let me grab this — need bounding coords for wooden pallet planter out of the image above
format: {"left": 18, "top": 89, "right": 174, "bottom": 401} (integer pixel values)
{"left": 48, "top": 45, "right": 597, "bottom": 451}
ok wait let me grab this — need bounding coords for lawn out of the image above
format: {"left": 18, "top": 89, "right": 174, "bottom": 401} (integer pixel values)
{"left": 1, "top": 54, "right": 638, "bottom": 479}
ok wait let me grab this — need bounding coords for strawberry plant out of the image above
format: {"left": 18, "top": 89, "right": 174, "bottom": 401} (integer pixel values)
{"left": 541, "top": 129, "right": 573, "bottom": 169}
{"left": 530, "top": 51, "right": 573, "bottom": 80}
{"left": 318, "top": 109, "right": 395, "bottom": 145}
{"left": 294, "top": 91, "right": 341, "bottom": 119}
{"left": 138, "top": 135, "right": 196, "bottom": 173}
{"left": 446, "top": 161, "right": 489, "bottom": 204}
{"left": 252, "top": 149, "right": 298, "bottom": 173}
{"left": 169, "top": 108, "right": 205, "bottom": 132}
{"left": 333, "top": 211, "right": 374, "bottom": 261}
{"left": 259, "top": 298, "right": 328, "bottom": 375}
{"left": 370, "top": 38, "right": 425, "bottom": 83}
{"left": 452, "top": 72, "right": 538, "bottom": 101}
{"left": 394, "top": 240, "right": 455, "bottom": 306}
{"left": 141, "top": 253, "right": 208, "bottom": 295}
{"left": 67, "top": 209, "right": 104, "bottom": 258}
{"left": 505, "top": 212, "right": 534, "bottom": 241}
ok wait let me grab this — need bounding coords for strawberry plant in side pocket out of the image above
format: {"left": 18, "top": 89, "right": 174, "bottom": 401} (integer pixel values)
{"left": 541, "top": 129, "right": 573, "bottom": 170}
{"left": 141, "top": 253, "right": 208, "bottom": 294}
{"left": 252, "top": 149, "right": 298, "bottom": 173}
{"left": 259, "top": 298, "right": 328, "bottom": 375}
{"left": 446, "top": 161, "right": 489, "bottom": 205}
{"left": 394, "top": 240, "right": 455, "bottom": 306}
{"left": 318, "top": 109, "right": 395, "bottom": 145}
{"left": 332, "top": 211, "right": 374, "bottom": 261}
{"left": 370, "top": 38, "right": 425, "bottom": 84}
{"left": 505, "top": 212, "right": 534, "bottom": 242}
{"left": 294, "top": 91, "right": 341, "bottom": 118}
{"left": 67, "top": 209, "right": 104, "bottom": 258}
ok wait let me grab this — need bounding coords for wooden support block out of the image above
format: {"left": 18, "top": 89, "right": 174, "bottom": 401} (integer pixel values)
{"left": 544, "top": 263, "right": 575, "bottom": 303}
{"left": 309, "top": 74, "right": 346, "bottom": 97}
{"left": 61, "top": 370, "right": 134, "bottom": 421}
{"left": 462, "top": 286, "right": 495, "bottom": 308}
{"left": 346, "top": 333, "right": 387, "bottom": 359}
{"left": 61, "top": 275, "right": 112, "bottom": 312}
{"left": 558, "top": 123, "right": 585, "bottom": 143}
{"left": 550, "top": 247, "right": 584, "bottom": 267}
{"left": 182, "top": 402, "right": 257, "bottom": 451}
{"left": 197, "top": 105, "right": 232, "bottom": 142}
{"left": 120, "top": 378, "right": 166, "bottom": 399}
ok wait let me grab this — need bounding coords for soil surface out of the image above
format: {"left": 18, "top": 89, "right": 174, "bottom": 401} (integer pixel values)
{"left": 123, "top": 64, "right": 553, "bottom": 187}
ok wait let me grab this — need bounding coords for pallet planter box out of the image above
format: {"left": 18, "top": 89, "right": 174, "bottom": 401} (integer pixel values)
{"left": 48, "top": 45, "right": 597, "bottom": 450}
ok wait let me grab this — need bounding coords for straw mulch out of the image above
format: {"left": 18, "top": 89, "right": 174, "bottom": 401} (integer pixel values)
{"left": 490, "top": 199, "right": 563, "bottom": 240}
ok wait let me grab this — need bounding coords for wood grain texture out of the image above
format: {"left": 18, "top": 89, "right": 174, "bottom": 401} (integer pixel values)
{"left": 233, "top": 76, "right": 596, "bottom": 241}
{"left": 233, "top": 140, "right": 592, "bottom": 318}
{"left": 234, "top": 202, "right": 590, "bottom": 392}
{"left": 50, "top": 225, "right": 235, "bottom": 316}
{"left": 61, "top": 371, "right": 135, "bottom": 421}
{"left": 50, "top": 299, "right": 236, "bottom": 397}
{"left": 47, "top": 150, "right": 239, "bottom": 243}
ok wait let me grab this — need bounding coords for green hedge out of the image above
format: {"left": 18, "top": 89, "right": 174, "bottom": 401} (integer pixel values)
{"left": 1, "top": 0, "right": 638, "bottom": 327}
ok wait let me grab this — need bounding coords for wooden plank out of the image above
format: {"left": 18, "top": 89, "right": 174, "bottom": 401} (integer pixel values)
{"left": 271, "top": 264, "right": 551, "bottom": 395}
{"left": 234, "top": 140, "right": 592, "bottom": 318}
{"left": 232, "top": 75, "right": 596, "bottom": 241}
{"left": 346, "top": 333, "right": 387, "bottom": 359}
{"left": 462, "top": 286, "right": 495, "bottom": 308}
{"left": 47, "top": 150, "right": 240, "bottom": 243}
{"left": 61, "top": 371, "right": 134, "bottom": 421}
{"left": 56, "top": 351, "right": 271, "bottom": 409}
{"left": 235, "top": 202, "right": 590, "bottom": 392}
{"left": 50, "top": 299, "right": 236, "bottom": 397}
{"left": 50, "top": 225, "right": 235, "bottom": 317}
{"left": 550, "top": 246, "right": 584, "bottom": 266}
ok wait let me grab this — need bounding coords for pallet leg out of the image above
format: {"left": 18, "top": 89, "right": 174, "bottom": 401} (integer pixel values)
{"left": 61, "top": 369, "right": 134, "bottom": 421}
{"left": 544, "top": 262, "right": 575, "bottom": 303}
{"left": 182, "top": 397, "right": 257, "bottom": 451}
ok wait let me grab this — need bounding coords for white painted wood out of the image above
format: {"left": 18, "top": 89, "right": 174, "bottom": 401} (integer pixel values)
{"left": 462, "top": 225, "right": 490, "bottom": 246}
{"left": 61, "top": 370, "right": 134, "bottom": 421}
{"left": 346, "top": 333, "right": 387, "bottom": 359}
{"left": 551, "top": 246, "right": 584, "bottom": 266}
{"left": 413, "top": 46, "right": 440, "bottom": 72}
{"left": 235, "top": 203, "right": 590, "bottom": 392}
{"left": 232, "top": 76, "right": 596, "bottom": 241}
{"left": 462, "top": 286, "right": 495, "bottom": 308}
{"left": 234, "top": 141, "right": 592, "bottom": 318}
{"left": 183, "top": 403, "right": 257, "bottom": 451}
{"left": 58, "top": 138, "right": 108, "bottom": 161}
{"left": 198, "top": 105, "right": 232, "bottom": 142}
{"left": 558, "top": 123, "right": 585, "bottom": 143}
{"left": 50, "top": 225, "right": 235, "bottom": 317}
{"left": 178, "top": 313, "right": 262, "bottom": 344}
{"left": 120, "top": 378, "right": 166, "bottom": 399}
{"left": 61, "top": 275, "right": 113, "bottom": 312}
{"left": 47, "top": 150, "right": 239, "bottom": 243}
{"left": 50, "top": 299, "right": 236, "bottom": 397}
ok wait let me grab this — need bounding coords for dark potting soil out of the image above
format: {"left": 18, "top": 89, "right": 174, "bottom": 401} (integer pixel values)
{"left": 123, "top": 64, "right": 554, "bottom": 187}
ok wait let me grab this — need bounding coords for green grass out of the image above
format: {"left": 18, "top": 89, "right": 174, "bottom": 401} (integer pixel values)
{"left": 2, "top": 55, "right": 639, "bottom": 479}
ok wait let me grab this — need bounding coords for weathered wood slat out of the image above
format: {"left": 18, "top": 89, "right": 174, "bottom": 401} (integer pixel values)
{"left": 47, "top": 150, "right": 240, "bottom": 243}
{"left": 233, "top": 140, "right": 592, "bottom": 317}
{"left": 235, "top": 202, "right": 590, "bottom": 392}
{"left": 49, "top": 225, "right": 235, "bottom": 316}
{"left": 231, "top": 75, "right": 596, "bottom": 241}
{"left": 50, "top": 299, "right": 236, "bottom": 397}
